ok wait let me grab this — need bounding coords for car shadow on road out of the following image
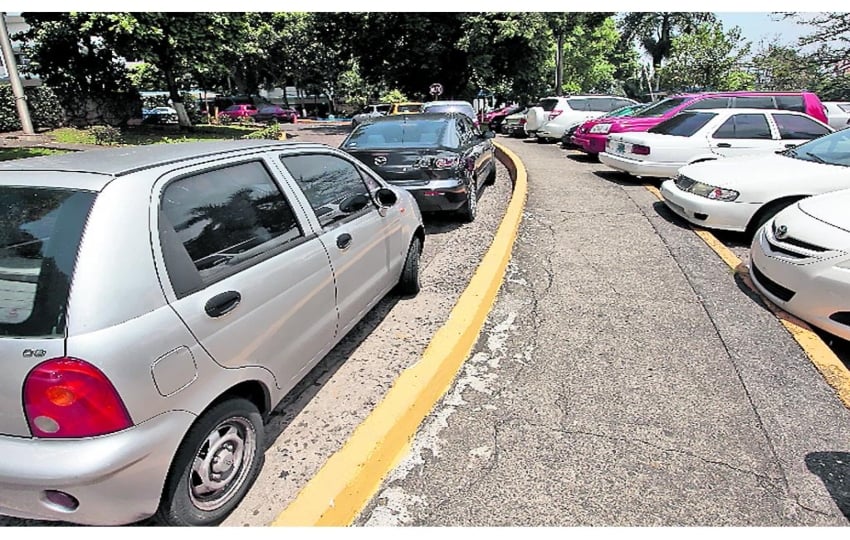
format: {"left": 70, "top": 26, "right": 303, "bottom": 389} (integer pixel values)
{"left": 592, "top": 169, "right": 642, "bottom": 186}
{"left": 566, "top": 152, "right": 599, "bottom": 164}
{"left": 805, "top": 452, "right": 850, "bottom": 521}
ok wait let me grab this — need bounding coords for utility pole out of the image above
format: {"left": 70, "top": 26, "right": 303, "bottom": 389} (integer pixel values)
{"left": 0, "top": 12, "right": 34, "bottom": 134}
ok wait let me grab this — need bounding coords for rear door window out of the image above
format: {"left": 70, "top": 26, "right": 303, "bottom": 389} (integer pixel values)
{"left": 772, "top": 114, "right": 832, "bottom": 140}
{"left": 0, "top": 187, "right": 96, "bottom": 337}
{"left": 684, "top": 97, "right": 731, "bottom": 110}
{"left": 539, "top": 99, "right": 560, "bottom": 112}
{"left": 713, "top": 114, "right": 773, "bottom": 139}
{"left": 775, "top": 96, "right": 805, "bottom": 113}
{"left": 160, "top": 160, "right": 303, "bottom": 293}
{"left": 648, "top": 112, "right": 717, "bottom": 136}
{"left": 733, "top": 96, "right": 776, "bottom": 109}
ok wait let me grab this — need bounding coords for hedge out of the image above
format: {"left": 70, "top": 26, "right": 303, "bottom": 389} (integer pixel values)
{"left": 0, "top": 84, "right": 64, "bottom": 132}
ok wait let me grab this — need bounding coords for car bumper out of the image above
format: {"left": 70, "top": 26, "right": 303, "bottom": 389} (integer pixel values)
{"left": 572, "top": 133, "right": 607, "bottom": 154}
{"left": 537, "top": 126, "right": 566, "bottom": 140}
{"left": 0, "top": 410, "right": 196, "bottom": 525}
{"left": 599, "top": 152, "right": 682, "bottom": 178}
{"left": 750, "top": 227, "right": 850, "bottom": 341}
{"left": 659, "top": 180, "right": 759, "bottom": 233}
{"left": 503, "top": 124, "right": 526, "bottom": 137}
{"left": 389, "top": 178, "right": 471, "bottom": 213}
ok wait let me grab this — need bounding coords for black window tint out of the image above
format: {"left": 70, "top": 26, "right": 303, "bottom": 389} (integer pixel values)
{"left": 0, "top": 187, "right": 95, "bottom": 337}
{"left": 161, "top": 161, "right": 302, "bottom": 286}
{"left": 540, "top": 99, "right": 560, "bottom": 112}
{"left": 456, "top": 119, "right": 471, "bottom": 145}
{"left": 633, "top": 97, "right": 688, "bottom": 117}
{"left": 648, "top": 112, "right": 717, "bottom": 136}
{"left": 566, "top": 99, "right": 590, "bottom": 111}
{"left": 376, "top": 105, "right": 391, "bottom": 113}
{"left": 773, "top": 114, "right": 831, "bottom": 140}
{"left": 616, "top": 99, "right": 636, "bottom": 109}
{"left": 734, "top": 96, "right": 776, "bottom": 109}
{"left": 684, "top": 97, "right": 731, "bottom": 110}
{"left": 344, "top": 119, "right": 447, "bottom": 149}
{"left": 586, "top": 98, "right": 616, "bottom": 112}
{"left": 281, "top": 154, "right": 374, "bottom": 228}
{"left": 713, "top": 114, "right": 773, "bottom": 139}
{"left": 776, "top": 96, "right": 805, "bottom": 113}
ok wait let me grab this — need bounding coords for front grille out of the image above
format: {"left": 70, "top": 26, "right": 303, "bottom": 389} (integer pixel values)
{"left": 766, "top": 238, "right": 807, "bottom": 260}
{"left": 675, "top": 175, "right": 695, "bottom": 191}
{"left": 781, "top": 236, "right": 828, "bottom": 252}
{"left": 751, "top": 262, "right": 795, "bottom": 302}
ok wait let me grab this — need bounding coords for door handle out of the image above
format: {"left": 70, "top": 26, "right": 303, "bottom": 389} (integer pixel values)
{"left": 784, "top": 143, "right": 797, "bottom": 148}
{"left": 204, "top": 291, "right": 241, "bottom": 318}
{"left": 337, "top": 233, "right": 353, "bottom": 250}
{"left": 716, "top": 143, "right": 732, "bottom": 148}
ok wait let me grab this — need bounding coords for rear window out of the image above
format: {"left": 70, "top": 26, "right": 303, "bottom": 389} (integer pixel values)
{"left": 632, "top": 97, "right": 688, "bottom": 117}
{"left": 539, "top": 99, "right": 560, "bottom": 112}
{"left": 423, "top": 104, "right": 475, "bottom": 118}
{"left": 0, "top": 187, "right": 96, "bottom": 337}
{"left": 395, "top": 104, "right": 422, "bottom": 113}
{"left": 648, "top": 112, "right": 717, "bottom": 137}
{"left": 344, "top": 119, "right": 447, "bottom": 148}
{"left": 775, "top": 96, "right": 805, "bottom": 113}
{"left": 837, "top": 104, "right": 850, "bottom": 113}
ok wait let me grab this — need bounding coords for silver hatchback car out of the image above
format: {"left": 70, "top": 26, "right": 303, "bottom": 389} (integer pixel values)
{"left": 0, "top": 140, "right": 424, "bottom": 526}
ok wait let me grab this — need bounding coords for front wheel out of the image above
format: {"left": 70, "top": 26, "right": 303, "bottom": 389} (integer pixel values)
{"left": 156, "top": 398, "right": 265, "bottom": 526}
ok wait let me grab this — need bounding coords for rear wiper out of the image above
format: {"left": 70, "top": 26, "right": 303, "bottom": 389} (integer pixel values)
{"left": 804, "top": 152, "right": 828, "bottom": 164}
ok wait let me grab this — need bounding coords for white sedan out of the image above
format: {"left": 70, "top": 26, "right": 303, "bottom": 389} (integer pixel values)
{"left": 750, "top": 188, "right": 850, "bottom": 341}
{"left": 600, "top": 108, "right": 833, "bottom": 178}
{"left": 824, "top": 101, "right": 850, "bottom": 130}
{"left": 660, "top": 126, "right": 850, "bottom": 236}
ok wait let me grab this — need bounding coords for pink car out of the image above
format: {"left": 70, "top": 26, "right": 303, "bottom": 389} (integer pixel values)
{"left": 572, "top": 91, "right": 828, "bottom": 156}
{"left": 219, "top": 103, "right": 258, "bottom": 120}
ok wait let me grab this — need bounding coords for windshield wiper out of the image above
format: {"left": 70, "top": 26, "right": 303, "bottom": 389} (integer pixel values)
{"left": 804, "top": 152, "right": 828, "bottom": 164}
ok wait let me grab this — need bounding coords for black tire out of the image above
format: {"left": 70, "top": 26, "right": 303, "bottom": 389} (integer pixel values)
{"left": 484, "top": 163, "right": 497, "bottom": 186}
{"left": 746, "top": 199, "right": 799, "bottom": 239}
{"left": 156, "top": 398, "right": 265, "bottom": 526}
{"left": 459, "top": 177, "right": 478, "bottom": 223}
{"left": 397, "top": 237, "right": 422, "bottom": 295}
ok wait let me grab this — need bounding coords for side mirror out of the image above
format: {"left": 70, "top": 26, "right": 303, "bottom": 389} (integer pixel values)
{"left": 375, "top": 187, "right": 398, "bottom": 207}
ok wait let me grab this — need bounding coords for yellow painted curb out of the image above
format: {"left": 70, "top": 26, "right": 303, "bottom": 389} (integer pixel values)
{"left": 271, "top": 142, "right": 528, "bottom": 526}
{"left": 644, "top": 182, "right": 850, "bottom": 409}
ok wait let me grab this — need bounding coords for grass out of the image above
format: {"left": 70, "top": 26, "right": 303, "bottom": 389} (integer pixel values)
{"left": 0, "top": 147, "right": 70, "bottom": 161}
{"left": 48, "top": 124, "right": 265, "bottom": 146}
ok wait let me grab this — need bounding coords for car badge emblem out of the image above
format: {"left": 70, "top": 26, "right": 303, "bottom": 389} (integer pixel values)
{"left": 775, "top": 224, "right": 789, "bottom": 240}
{"left": 374, "top": 156, "right": 387, "bottom": 166}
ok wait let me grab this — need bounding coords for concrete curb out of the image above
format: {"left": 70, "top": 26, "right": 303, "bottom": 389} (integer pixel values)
{"left": 271, "top": 142, "right": 528, "bottom": 526}
{"left": 644, "top": 183, "right": 850, "bottom": 410}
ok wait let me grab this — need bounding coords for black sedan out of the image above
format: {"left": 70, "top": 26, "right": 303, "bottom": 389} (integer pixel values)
{"left": 340, "top": 113, "right": 497, "bottom": 222}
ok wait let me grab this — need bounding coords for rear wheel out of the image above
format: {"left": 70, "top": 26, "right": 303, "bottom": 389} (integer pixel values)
{"left": 459, "top": 177, "right": 478, "bottom": 223}
{"left": 156, "top": 398, "right": 264, "bottom": 526}
{"left": 396, "top": 237, "right": 422, "bottom": 295}
{"left": 485, "top": 164, "right": 497, "bottom": 186}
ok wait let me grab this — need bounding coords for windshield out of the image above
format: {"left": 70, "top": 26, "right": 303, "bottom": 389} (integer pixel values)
{"left": 648, "top": 112, "right": 717, "bottom": 137}
{"left": 607, "top": 104, "right": 647, "bottom": 118}
{"left": 344, "top": 118, "right": 447, "bottom": 148}
{"left": 0, "top": 187, "right": 96, "bottom": 337}
{"left": 632, "top": 97, "right": 688, "bottom": 118}
{"left": 784, "top": 128, "right": 850, "bottom": 167}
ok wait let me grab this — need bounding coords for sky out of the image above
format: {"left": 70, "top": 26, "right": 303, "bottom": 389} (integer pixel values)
{"left": 715, "top": 12, "right": 817, "bottom": 49}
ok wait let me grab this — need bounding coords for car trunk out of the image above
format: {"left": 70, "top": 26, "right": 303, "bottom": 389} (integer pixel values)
{"left": 347, "top": 148, "right": 454, "bottom": 184}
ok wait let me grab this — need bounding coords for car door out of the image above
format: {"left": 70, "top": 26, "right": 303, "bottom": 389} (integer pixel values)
{"left": 154, "top": 156, "right": 338, "bottom": 390}
{"left": 460, "top": 116, "right": 493, "bottom": 181}
{"left": 770, "top": 113, "right": 833, "bottom": 148}
{"left": 709, "top": 113, "right": 779, "bottom": 157}
{"left": 276, "top": 151, "right": 398, "bottom": 338}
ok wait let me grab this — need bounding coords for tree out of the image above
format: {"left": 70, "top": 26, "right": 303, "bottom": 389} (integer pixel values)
{"left": 558, "top": 17, "right": 629, "bottom": 94}
{"left": 543, "top": 13, "right": 611, "bottom": 95}
{"left": 748, "top": 41, "right": 820, "bottom": 91}
{"left": 782, "top": 12, "right": 850, "bottom": 69}
{"left": 619, "top": 12, "right": 716, "bottom": 92}
{"left": 659, "top": 22, "right": 753, "bottom": 92}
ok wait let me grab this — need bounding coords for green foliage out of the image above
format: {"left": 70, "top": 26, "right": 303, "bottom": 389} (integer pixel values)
{"left": 659, "top": 22, "right": 752, "bottom": 92}
{"left": 88, "top": 125, "right": 123, "bottom": 145}
{"left": 559, "top": 18, "right": 623, "bottom": 93}
{"left": 378, "top": 90, "right": 409, "bottom": 103}
{"left": 0, "top": 84, "right": 64, "bottom": 132}
{"left": 0, "top": 148, "right": 69, "bottom": 162}
{"left": 749, "top": 42, "right": 820, "bottom": 91}
{"left": 812, "top": 74, "right": 850, "bottom": 101}
{"left": 127, "top": 62, "right": 165, "bottom": 92}
{"left": 240, "top": 123, "right": 282, "bottom": 140}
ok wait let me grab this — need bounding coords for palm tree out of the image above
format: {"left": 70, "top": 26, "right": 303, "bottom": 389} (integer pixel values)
{"left": 619, "top": 12, "right": 716, "bottom": 93}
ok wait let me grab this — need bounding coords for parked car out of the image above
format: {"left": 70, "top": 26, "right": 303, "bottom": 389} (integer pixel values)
{"left": 219, "top": 103, "right": 258, "bottom": 120}
{"left": 484, "top": 104, "right": 518, "bottom": 125}
{"left": 421, "top": 100, "right": 477, "bottom": 125}
{"left": 388, "top": 102, "right": 423, "bottom": 115}
{"left": 750, "top": 188, "right": 850, "bottom": 341}
{"left": 0, "top": 140, "right": 424, "bottom": 526}
{"left": 824, "top": 101, "right": 850, "bottom": 130}
{"left": 561, "top": 102, "right": 649, "bottom": 147}
{"left": 142, "top": 106, "right": 178, "bottom": 124}
{"left": 599, "top": 109, "right": 833, "bottom": 178}
{"left": 488, "top": 104, "right": 524, "bottom": 134}
{"left": 659, "top": 126, "right": 850, "bottom": 236}
{"left": 535, "top": 96, "right": 638, "bottom": 143}
{"left": 254, "top": 105, "right": 298, "bottom": 123}
{"left": 502, "top": 108, "right": 529, "bottom": 137}
{"left": 572, "top": 91, "right": 829, "bottom": 157}
{"left": 351, "top": 103, "right": 392, "bottom": 127}
{"left": 340, "top": 112, "right": 497, "bottom": 222}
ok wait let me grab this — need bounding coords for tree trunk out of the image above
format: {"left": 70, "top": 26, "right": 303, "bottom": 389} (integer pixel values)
{"left": 555, "top": 33, "right": 564, "bottom": 95}
{"left": 164, "top": 68, "right": 192, "bottom": 129}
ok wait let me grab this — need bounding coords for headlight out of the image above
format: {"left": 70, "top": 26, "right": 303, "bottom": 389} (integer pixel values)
{"left": 687, "top": 181, "right": 739, "bottom": 202}
{"left": 589, "top": 123, "right": 611, "bottom": 134}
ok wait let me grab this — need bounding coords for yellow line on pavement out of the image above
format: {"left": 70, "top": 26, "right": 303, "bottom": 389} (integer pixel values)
{"left": 272, "top": 142, "right": 528, "bottom": 526}
{"left": 645, "top": 182, "right": 850, "bottom": 409}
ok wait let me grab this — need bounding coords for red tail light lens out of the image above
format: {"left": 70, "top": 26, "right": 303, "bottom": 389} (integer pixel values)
{"left": 24, "top": 357, "right": 133, "bottom": 438}
{"left": 548, "top": 109, "right": 563, "bottom": 120}
{"left": 633, "top": 144, "right": 651, "bottom": 156}
{"left": 519, "top": 118, "right": 527, "bottom": 125}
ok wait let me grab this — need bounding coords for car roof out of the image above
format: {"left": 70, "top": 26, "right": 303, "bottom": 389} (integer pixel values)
{"left": 686, "top": 108, "right": 813, "bottom": 116}
{"left": 425, "top": 100, "right": 473, "bottom": 106}
{"left": 0, "top": 140, "right": 331, "bottom": 179}
{"left": 361, "top": 112, "right": 459, "bottom": 124}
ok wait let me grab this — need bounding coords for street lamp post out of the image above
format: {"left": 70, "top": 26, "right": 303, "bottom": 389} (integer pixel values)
{"left": 0, "top": 12, "right": 34, "bottom": 134}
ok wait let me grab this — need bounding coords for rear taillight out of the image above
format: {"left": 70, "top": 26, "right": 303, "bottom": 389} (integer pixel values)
{"left": 519, "top": 118, "right": 527, "bottom": 125}
{"left": 24, "top": 357, "right": 132, "bottom": 438}
{"left": 633, "top": 144, "right": 651, "bottom": 156}
{"left": 548, "top": 109, "right": 563, "bottom": 120}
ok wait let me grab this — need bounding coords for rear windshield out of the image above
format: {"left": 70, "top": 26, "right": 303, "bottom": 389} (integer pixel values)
{"left": 539, "top": 99, "right": 560, "bottom": 112}
{"left": 344, "top": 119, "right": 447, "bottom": 148}
{"left": 0, "top": 187, "right": 96, "bottom": 337}
{"left": 838, "top": 104, "right": 850, "bottom": 113}
{"left": 648, "top": 112, "right": 717, "bottom": 136}
{"left": 422, "top": 104, "right": 475, "bottom": 118}
{"left": 632, "top": 97, "right": 688, "bottom": 118}
{"left": 395, "top": 104, "right": 422, "bottom": 113}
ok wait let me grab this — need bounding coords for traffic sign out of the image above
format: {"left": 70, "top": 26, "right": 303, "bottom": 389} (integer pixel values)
{"left": 429, "top": 83, "right": 443, "bottom": 97}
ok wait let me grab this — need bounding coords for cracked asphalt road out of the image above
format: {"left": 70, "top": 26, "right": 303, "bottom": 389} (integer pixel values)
{"left": 356, "top": 137, "right": 850, "bottom": 526}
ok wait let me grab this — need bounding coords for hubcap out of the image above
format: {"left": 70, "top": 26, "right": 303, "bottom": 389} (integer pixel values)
{"left": 469, "top": 179, "right": 477, "bottom": 217}
{"left": 189, "top": 417, "right": 256, "bottom": 511}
